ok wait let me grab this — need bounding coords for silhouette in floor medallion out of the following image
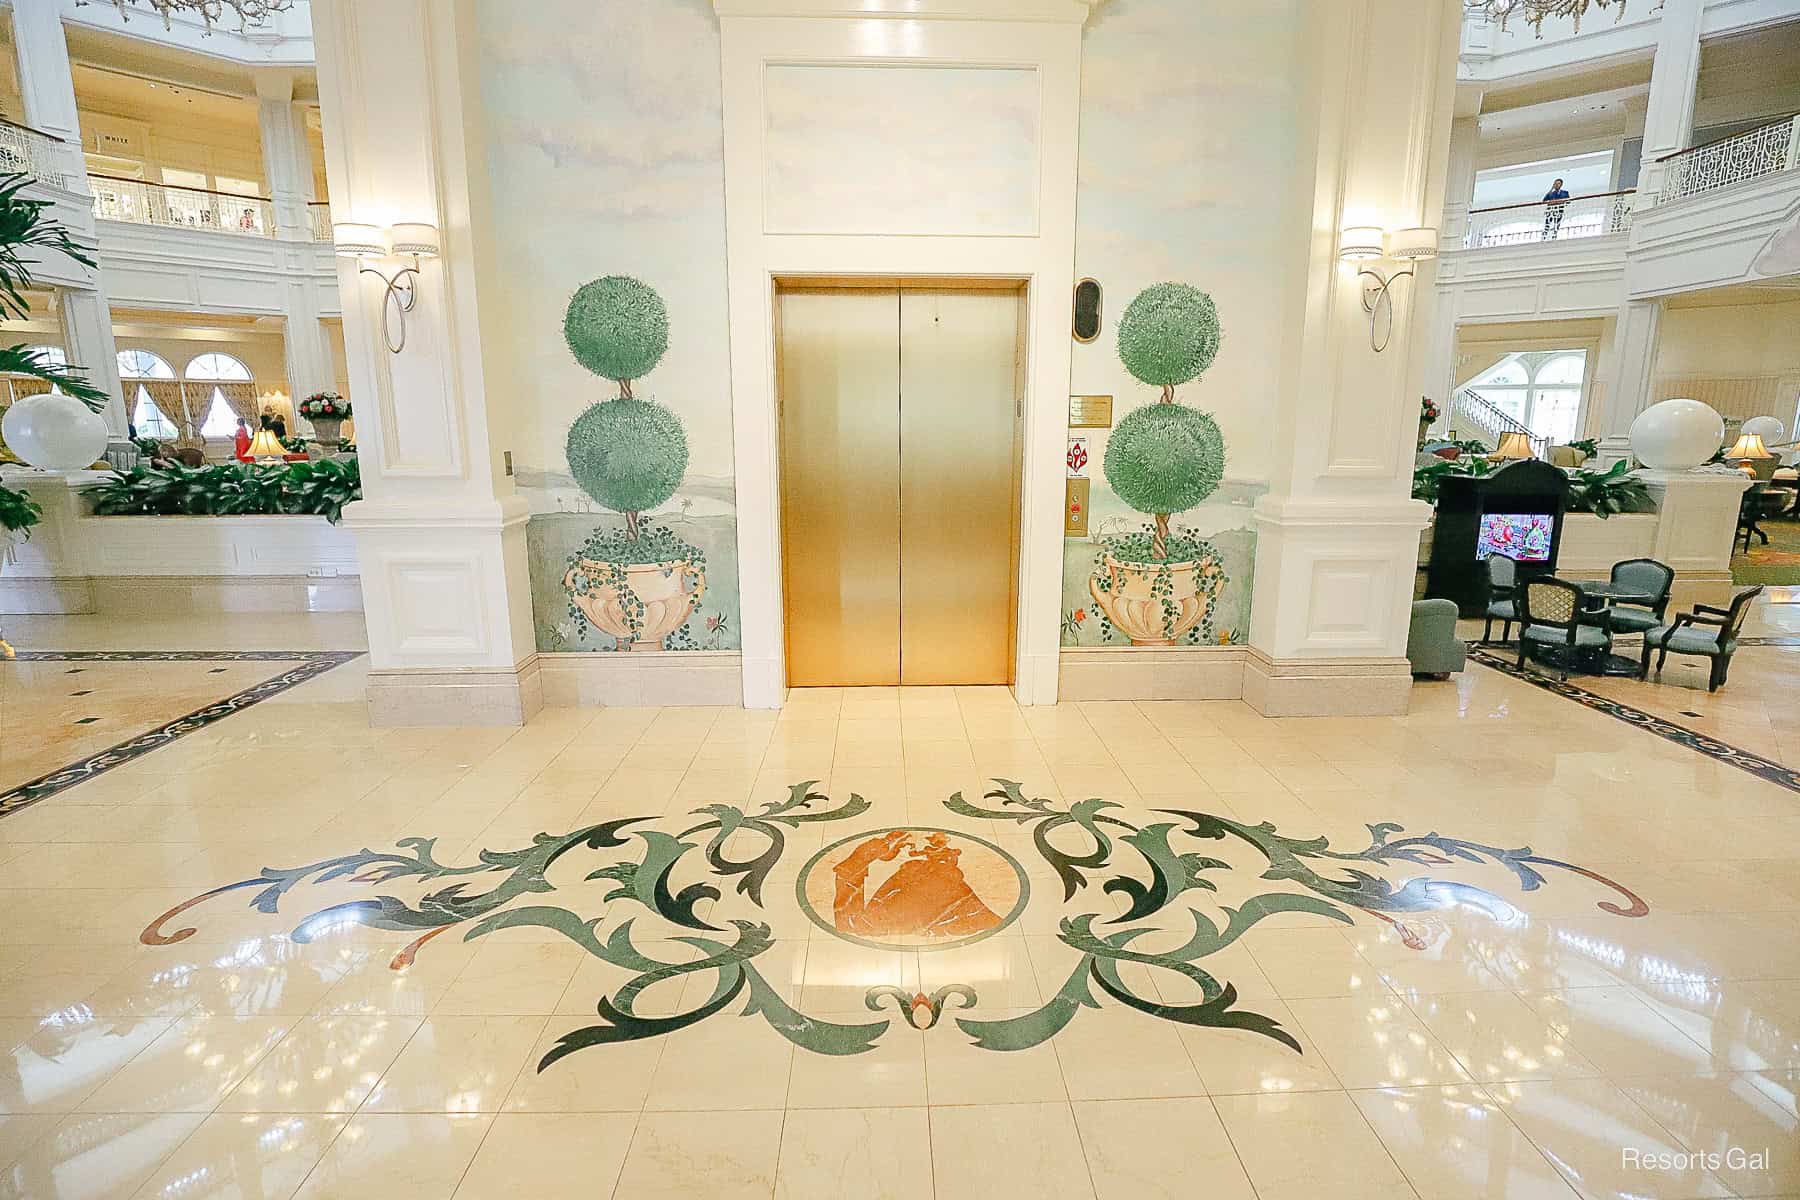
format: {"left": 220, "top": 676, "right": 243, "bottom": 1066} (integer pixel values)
{"left": 832, "top": 830, "right": 1003, "bottom": 940}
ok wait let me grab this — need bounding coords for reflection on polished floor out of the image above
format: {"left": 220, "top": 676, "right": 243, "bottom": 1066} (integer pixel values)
{"left": 0, "top": 613, "right": 1796, "bottom": 1199}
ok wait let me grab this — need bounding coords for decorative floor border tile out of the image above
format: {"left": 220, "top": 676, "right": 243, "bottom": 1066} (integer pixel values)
{"left": 1468, "top": 646, "right": 1800, "bottom": 794}
{"left": 0, "top": 650, "right": 364, "bottom": 819}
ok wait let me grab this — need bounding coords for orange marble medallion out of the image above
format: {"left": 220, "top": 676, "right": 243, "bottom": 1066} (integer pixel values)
{"left": 798, "top": 827, "right": 1029, "bottom": 951}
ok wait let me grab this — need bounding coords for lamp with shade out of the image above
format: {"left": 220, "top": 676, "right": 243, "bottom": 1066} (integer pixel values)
{"left": 245, "top": 427, "right": 287, "bottom": 465}
{"left": 1727, "top": 431, "right": 1773, "bottom": 477}
{"left": 1493, "top": 431, "right": 1535, "bottom": 461}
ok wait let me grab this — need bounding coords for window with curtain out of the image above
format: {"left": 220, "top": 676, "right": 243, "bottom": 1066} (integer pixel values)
{"left": 5, "top": 345, "right": 66, "bottom": 403}
{"left": 1465, "top": 351, "right": 1589, "bottom": 445}
{"left": 182, "top": 353, "right": 257, "bottom": 439}
{"left": 118, "top": 349, "right": 179, "bottom": 438}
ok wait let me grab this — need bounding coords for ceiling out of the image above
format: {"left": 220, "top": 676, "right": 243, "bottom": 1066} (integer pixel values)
{"left": 71, "top": 62, "right": 261, "bottom": 132}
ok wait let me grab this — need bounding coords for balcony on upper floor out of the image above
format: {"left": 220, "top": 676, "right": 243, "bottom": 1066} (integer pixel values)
{"left": 90, "top": 174, "right": 277, "bottom": 237}
{"left": 0, "top": 118, "right": 73, "bottom": 191}
{"left": 1656, "top": 113, "right": 1800, "bottom": 206}
{"left": 1461, "top": 190, "right": 1636, "bottom": 249}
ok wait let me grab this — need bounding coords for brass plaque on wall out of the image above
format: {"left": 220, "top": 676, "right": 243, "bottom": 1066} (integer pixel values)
{"left": 1064, "top": 477, "right": 1090, "bottom": 537}
{"left": 1069, "top": 395, "right": 1113, "bottom": 429}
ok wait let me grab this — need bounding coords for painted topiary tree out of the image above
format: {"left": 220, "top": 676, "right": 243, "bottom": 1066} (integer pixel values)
{"left": 560, "top": 276, "right": 706, "bottom": 651}
{"left": 1089, "top": 282, "right": 1231, "bottom": 646}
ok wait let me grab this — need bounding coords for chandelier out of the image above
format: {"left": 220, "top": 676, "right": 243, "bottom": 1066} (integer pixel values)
{"left": 1465, "top": 0, "right": 1654, "bottom": 36}
{"left": 75, "top": 0, "right": 296, "bottom": 35}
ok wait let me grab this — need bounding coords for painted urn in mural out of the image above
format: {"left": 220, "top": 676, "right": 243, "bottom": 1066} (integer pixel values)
{"left": 1087, "top": 283, "right": 1231, "bottom": 647}
{"left": 560, "top": 275, "right": 707, "bottom": 651}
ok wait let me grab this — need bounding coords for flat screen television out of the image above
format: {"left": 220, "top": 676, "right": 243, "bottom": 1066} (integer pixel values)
{"left": 1477, "top": 512, "right": 1554, "bottom": 562}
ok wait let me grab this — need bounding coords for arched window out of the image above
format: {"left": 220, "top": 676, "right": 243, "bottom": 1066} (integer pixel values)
{"left": 182, "top": 353, "right": 254, "bottom": 438}
{"left": 118, "top": 350, "right": 180, "bottom": 438}
{"left": 5, "top": 345, "right": 67, "bottom": 401}
{"left": 1464, "top": 351, "right": 1588, "bottom": 446}
{"left": 183, "top": 353, "right": 252, "bottom": 381}
{"left": 23, "top": 345, "right": 66, "bottom": 369}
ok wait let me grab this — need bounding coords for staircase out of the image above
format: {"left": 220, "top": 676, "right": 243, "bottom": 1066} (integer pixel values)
{"left": 1449, "top": 387, "right": 1545, "bottom": 457}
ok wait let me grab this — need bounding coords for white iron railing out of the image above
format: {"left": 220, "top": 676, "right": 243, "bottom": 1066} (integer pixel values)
{"left": 1658, "top": 115, "right": 1800, "bottom": 203}
{"left": 307, "top": 201, "right": 332, "bottom": 242}
{"left": 89, "top": 174, "right": 275, "bottom": 237}
{"left": 0, "top": 119, "right": 69, "bottom": 190}
{"left": 1462, "top": 190, "right": 1634, "bottom": 248}
{"left": 1450, "top": 387, "right": 1548, "bottom": 458}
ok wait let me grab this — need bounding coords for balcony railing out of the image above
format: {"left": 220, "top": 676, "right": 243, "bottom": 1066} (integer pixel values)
{"left": 307, "top": 201, "right": 332, "bottom": 242}
{"left": 0, "top": 118, "right": 69, "bottom": 190}
{"left": 1657, "top": 115, "right": 1800, "bottom": 203}
{"left": 89, "top": 174, "right": 275, "bottom": 237}
{"left": 1462, "top": 190, "right": 1634, "bottom": 248}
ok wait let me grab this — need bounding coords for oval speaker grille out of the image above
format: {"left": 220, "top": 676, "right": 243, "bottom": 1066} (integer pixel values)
{"left": 1073, "top": 278, "right": 1102, "bottom": 343}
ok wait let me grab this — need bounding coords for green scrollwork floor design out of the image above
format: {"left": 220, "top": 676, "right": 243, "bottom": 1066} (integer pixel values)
{"left": 140, "top": 778, "right": 1648, "bottom": 1070}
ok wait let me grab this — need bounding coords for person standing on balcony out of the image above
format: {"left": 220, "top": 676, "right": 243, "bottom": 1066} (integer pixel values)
{"left": 1542, "top": 178, "right": 1570, "bottom": 240}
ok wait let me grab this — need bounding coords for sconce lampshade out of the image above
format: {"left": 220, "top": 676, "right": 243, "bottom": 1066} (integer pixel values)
{"left": 389, "top": 222, "right": 441, "bottom": 258}
{"left": 1728, "top": 432, "right": 1773, "bottom": 460}
{"left": 1387, "top": 227, "right": 1440, "bottom": 260}
{"left": 1494, "top": 431, "right": 1535, "bottom": 460}
{"left": 1338, "top": 226, "right": 1385, "bottom": 262}
{"left": 332, "top": 222, "right": 387, "bottom": 259}
{"left": 246, "top": 428, "right": 286, "bottom": 462}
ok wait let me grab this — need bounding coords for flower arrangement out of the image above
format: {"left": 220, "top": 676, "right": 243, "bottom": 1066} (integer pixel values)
{"left": 298, "top": 392, "right": 350, "bottom": 419}
{"left": 1420, "top": 396, "right": 1441, "bottom": 423}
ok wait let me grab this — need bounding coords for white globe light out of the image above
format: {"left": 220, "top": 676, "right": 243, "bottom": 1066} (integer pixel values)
{"left": 1742, "top": 415, "right": 1785, "bottom": 443}
{"left": 1, "top": 392, "right": 109, "bottom": 472}
{"left": 1629, "top": 398, "right": 1725, "bottom": 471}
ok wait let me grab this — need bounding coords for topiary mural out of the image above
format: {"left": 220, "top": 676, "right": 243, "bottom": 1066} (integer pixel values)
{"left": 1088, "top": 282, "right": 1231, "bottom": 646}
{"left": 560, "top": 276, "right": 706, "bottom": 651}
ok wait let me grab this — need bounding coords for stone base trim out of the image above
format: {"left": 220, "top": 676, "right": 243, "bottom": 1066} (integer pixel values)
{"left": 538, "top": 650, "right": 743, "bottom": 707}
{"left": 366, "top": 657, "right": 544, "bottom": 727}
{"left": 1057, "top": 647, "right": 1246, "bottom": 701}
{"left": 1240, "top": 649, "right": 1413, "bottom": 717}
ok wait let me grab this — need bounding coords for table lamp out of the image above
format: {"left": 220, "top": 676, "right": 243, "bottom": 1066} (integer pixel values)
{"left": 246, "top": 427, "right": 286, "bottom": 465}
{"left": 1727, "top": 431, "right": 1772, "bottom": 464}
{"left": 1493, "top": 431, "right": 1535, "bottom": 461}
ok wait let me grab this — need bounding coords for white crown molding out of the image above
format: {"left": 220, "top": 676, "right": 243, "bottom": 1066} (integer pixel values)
{"left": 711, "top": 0, "right": 1099, "bottom": 23}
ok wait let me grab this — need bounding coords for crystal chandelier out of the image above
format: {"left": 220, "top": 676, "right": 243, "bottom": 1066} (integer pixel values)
{"left": 75, "top": 0, "right": 296, "bottom": 35}
{"left": 1465, "top": 0, "right": 1655, "bottom": 36}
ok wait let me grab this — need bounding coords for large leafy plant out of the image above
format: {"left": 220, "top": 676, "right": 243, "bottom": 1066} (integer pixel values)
{"left": 1565, "top": 459, "right": 1652, "bottom": 518}
{"left": 0, "top": 171, "right": 113, "bottom": 538}
{"left": 89, "top": 458, "right": 361, "bottom": 524}
{"left": 1104, "top": 283, "right": 1227, "bottom": 561}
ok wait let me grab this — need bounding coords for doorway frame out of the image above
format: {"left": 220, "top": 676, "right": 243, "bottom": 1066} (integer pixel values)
{"left": 718, "top": 8, "right": 1084, "bottom": 708}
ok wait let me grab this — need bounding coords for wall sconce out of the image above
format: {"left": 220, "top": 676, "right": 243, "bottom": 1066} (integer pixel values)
{"left": 333, "top": 221, "right": 440, "bottom": 353}
{"left": 1338, "top": 225, "right": 1438, "bottom": 353}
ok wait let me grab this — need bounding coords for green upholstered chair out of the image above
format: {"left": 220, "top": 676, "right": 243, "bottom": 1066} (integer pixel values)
{"left": 1407, "top": 599, "right": 1466, "bottom": 678}
{"left": 1518, "top": 577, "right": 1611, "bottom": 681}
{"left": 1639, "top": 585, "right": 1763, "bottom": 692}
{"left": 1482, "top": 554, "right": 1519, "bottom": 644}
{"left": 1587, "top": 558, "right": 1674, "bottom": 636}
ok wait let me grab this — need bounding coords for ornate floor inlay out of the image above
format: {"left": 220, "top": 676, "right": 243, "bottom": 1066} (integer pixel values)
{"left": 142, "top": 778, "right": 1647, "bottom": 1068}
{"left": 1469, "top": 645, "right": 1800, "bottom": 793}
{"left": 0, "top": 649, "right": 364, "bottom": 819}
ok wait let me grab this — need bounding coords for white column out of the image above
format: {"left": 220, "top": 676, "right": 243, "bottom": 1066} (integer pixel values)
{"left": 1244, "top": 0, "right": 1460, "bottom": 717}
{"left": 11, "top": 0, "right": 126, "bottom": 437}
{"left": 1636, "top": 0, "right": 1703, "bottom": 201}
{"left": 254, "top": 69, "right": 317, "bottom": 239}
{"left": 1595, "top": 298, "right": 1664, "bottom": 461}
{"left": 1440, "top": 114, "right": 1479, "bottom": 248}
{"left": 313, "top": 0, "right": 540, "bottom": 725}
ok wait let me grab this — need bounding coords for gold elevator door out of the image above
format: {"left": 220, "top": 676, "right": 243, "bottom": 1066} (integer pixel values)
{"left": 777, "top": 286, "right": 1022, "bottom": 688}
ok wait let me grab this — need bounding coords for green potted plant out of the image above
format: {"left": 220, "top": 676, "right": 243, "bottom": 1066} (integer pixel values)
{"left": 559, "top": 276, "right": 705, "bottom": 651}
{"left": 298, "top": 391, "right": 350, "bottom": 452}
{"left": 1087, "top": 282, "right": 1230, "bottom": 646}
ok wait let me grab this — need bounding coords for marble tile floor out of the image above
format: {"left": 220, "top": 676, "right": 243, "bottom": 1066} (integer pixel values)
{"left": 0, "top": 627, "right": 1797, "bottom": 1197}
